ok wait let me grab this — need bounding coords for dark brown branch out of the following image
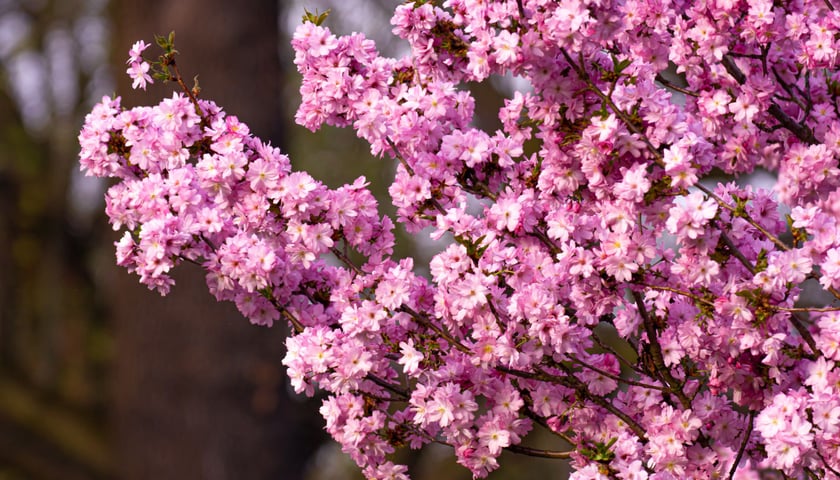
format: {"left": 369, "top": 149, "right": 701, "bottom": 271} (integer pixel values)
{"left": 721, "top": 55, "right": 747, "bottom": 84}
{"left": 767, "top": 104, "right": 816, "bottom": 144}
{"left": 515, "top": 0, "right": 526, "bottom": 22}
{"left": 721, "top": 55, "right": 817, "bottom": 145}
{"left": 330, "top": 247, "right": 363, "bottom": 275}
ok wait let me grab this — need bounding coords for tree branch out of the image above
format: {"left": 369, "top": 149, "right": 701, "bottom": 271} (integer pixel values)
{"left": 633, "top": 291, "right": 691, "bottom": 409}
{"left": 507, "top": 444, "right": 573, "bottom": 459}
{"left": 721, "top": 55, "right": 817, "bottom": 145}
{"left": 728, "top": 411, "right": 756, "bottom": 480}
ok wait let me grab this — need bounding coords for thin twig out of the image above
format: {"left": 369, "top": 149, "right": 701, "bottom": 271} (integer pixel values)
{"left": 591, "top": 331, "right": 643, "bottom": 375}
{"left": 816, "top": 447, "right": 840, "bottom": 477}
{"left": 330, "top": 247, "right": 363, "bottom": 275}
{"left": 643, "top": 284, "right": 714, "bottom": 307}
{"left": 566, "top": 355, "right": 670, "bottom": 392}
{"left": 728, "top": 411, "right": 756, "bottom": 480}
{"left": 788, "top": 312, "right": 819, "bottom": 357}
{"left": 554, "top": 363, "right": 650, "bottom": 441}
{"left": 386, "top": 136, "right": 447, "bottom": 215}
{"left": 716, "top": 228, "right": 757, "bottom": 274}
{"left": 365, "top": 373, "right": 410, "bottom": 400}
{"left": 655, "top": 74, "right": 700, "bottom": 97}
{"left": 385, "top": 136, "right": 416, "bottom": 176}
{"left": 496, "top": 365, "right": 648, "bottom": 441}
{"left": 169, "top": 59, "right": 204, "bottom": 118}
{"left": 695, "top": 183, "right": 791, "bottom": 252}
{"left": 772, "top": 67, "right": 807, "bottom": 112}
{"left": 280, "top": 307, "right": 305, "bottom": 333}
{"left": 775, "top": 305, "right": 840, "bottom": 313}
{"left": 559, "top": 48, "right": 665, "bottom": 166}
{"left": 399, "top": 305, "right": 471, "bottom": 354}
{"left": 507, "top": 444, "right": 573, "bottom": 459}
{"left": 519, "top": 400, "right": 576, "bottom": 444}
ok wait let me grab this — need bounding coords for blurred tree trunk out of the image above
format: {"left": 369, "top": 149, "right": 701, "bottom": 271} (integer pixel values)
{"left": 109, "top": 1, "right": 325, "bottom": 479}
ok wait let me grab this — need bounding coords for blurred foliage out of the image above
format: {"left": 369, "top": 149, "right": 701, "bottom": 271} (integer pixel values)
{"left": 0, "top": 0, "right": 114, "bottom": 478}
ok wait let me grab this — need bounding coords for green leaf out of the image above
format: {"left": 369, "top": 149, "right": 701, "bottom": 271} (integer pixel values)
{"left": 754, "top": 249, "right": 768, "bottom": 273}
{"left": 730, "top": 193, "right": 749, "bottom": 218}
{"left": 579, "top": 438, "right": 617, "bottom": 463}
{"left": 302, "top": 8, "right": 331, "bottom": 26}
{"left": 785, "top": 214, "right": 807, "bottom": 246}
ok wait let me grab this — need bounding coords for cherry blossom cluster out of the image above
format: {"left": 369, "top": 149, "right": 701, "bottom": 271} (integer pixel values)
{"left": 80, "top": 0, "right": 840, "bottom": 479}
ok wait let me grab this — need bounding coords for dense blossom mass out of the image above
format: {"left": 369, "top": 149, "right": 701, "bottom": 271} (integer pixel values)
{"left": 79, "top": 1, "right": 840, "bottom": 478}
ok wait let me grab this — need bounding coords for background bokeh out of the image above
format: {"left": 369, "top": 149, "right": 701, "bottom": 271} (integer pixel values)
{"left": 0, "top": 0, "right": 572, "bottom": 478}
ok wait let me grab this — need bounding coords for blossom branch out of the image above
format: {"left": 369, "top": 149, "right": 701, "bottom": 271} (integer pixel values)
{"left": 559, "top": 48, "right": 665, "bottom": 166}
{"left": 398, "top": 305, "right": 471, "bottom": 355}
{"left": 518, "top": 398, "right": 576, "bottom": 444}
{"left": 364, "top": 374, "right": 410, "bottom": 401}
{"left": 498, "top": 363, "right": 649, "bottom": 442}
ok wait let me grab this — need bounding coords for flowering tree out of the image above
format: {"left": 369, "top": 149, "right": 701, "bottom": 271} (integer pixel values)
{"left": 78, "top": 1, "right": 840, "bottom": 478}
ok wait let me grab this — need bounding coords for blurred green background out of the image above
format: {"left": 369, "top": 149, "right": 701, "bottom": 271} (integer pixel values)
{"left": 0, "top": 0, "right": 571, "bottom": 478}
